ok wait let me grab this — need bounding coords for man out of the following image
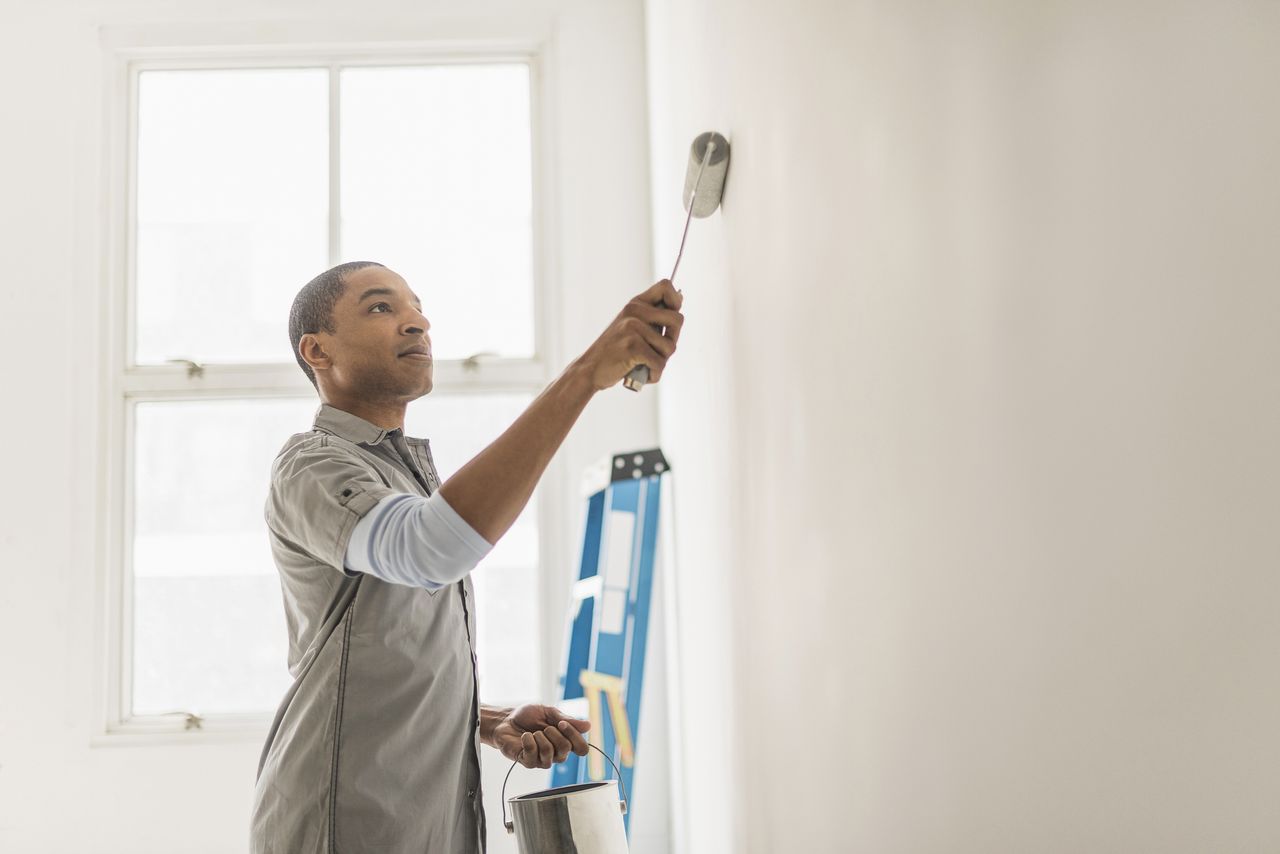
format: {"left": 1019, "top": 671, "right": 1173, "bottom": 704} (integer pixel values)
{"left": 250, "top": 261, "right": 684, "bottom": 853}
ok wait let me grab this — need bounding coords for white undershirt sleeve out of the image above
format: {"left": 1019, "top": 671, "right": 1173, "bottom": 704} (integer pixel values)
{"left": 344, "top": 490, "right": 494, "bottom": 590}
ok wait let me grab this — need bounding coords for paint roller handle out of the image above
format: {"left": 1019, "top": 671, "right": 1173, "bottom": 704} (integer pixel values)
{"left": 622, "top": 362, "right": 653, "bottom": 391}
{"left": 502, "top": 743, "right": 630, "bottom": 833}
{"left": 622, "top": 300, "right": 669, "bottom": 392}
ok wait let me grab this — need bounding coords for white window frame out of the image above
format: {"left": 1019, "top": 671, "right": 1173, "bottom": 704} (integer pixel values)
{"left": 94, "top": 38, "right": 562, "bottom": 744}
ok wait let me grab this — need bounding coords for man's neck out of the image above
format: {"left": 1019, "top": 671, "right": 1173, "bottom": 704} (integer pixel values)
{"left": 321, "top": 394, "right": 407, "bottom": 432}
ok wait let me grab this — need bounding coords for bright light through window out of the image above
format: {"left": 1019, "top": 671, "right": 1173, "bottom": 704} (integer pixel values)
{"left": 341, "top": 65, "right": 535, "bottom": 361}
{"left": 133, "top": 63, "right": 536, "bottom": 367}
{"left": 134, "top": 69, "right": 329, "bottom": 366}
{"left": 132, "top": 398, "right": 314, "bottom": 715}
{"left": 405, "top": 392, "right": 540, "bottom": 703}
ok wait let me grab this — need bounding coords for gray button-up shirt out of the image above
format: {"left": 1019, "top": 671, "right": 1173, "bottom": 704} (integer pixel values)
{"left": 251, "top": 403, "right": 485, "bottom": 854}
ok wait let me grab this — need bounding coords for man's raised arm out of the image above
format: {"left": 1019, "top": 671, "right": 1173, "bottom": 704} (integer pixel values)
{"left": 437, "top": 280, "right": 684, "bottom": 545}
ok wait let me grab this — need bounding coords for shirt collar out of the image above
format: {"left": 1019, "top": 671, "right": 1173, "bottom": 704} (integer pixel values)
{"left": 313, "top": 403, "right": 399, "bottom": 446}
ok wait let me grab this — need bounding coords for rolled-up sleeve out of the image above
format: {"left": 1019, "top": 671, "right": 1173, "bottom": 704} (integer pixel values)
{"left": 265, "top": 436, "right": 398, "bottom": 575}
{"left": 345, "top": 491, "right": 494, "bottom": 590}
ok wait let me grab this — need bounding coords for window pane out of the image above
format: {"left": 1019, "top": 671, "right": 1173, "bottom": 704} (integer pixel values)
{"left": 341, "top": 65, "right": 535, "bottom": 361}
{"left": 405, "top": 393, "right": 539, "bottom": 702}
{"left": 131, "top": 395, "right": 539, "bottom": 715}
{"left": 131, "top": 398, "right": 318, "bottom": 715}
{"left": 134, "top": 69, "right": 329, "bottom": 366}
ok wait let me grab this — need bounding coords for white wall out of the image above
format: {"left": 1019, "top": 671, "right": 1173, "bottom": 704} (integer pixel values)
{"left": 0, "top": 0, "right": 656, "bottom": 851}
{"left": 646, "top": 1, "right": 1280, "bottom": 851}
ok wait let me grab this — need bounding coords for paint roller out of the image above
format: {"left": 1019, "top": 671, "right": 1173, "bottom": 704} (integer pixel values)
{"left": 623, "top": 131, "right": 730, "bottom": 392}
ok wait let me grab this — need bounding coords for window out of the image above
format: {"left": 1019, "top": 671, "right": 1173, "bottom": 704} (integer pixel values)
{"left": 106, "top": 53, "right": 548, "bottom": 735}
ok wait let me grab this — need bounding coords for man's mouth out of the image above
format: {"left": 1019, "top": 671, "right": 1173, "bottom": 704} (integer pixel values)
{"left": 400, "top": 345, "right": 432, "bottom": 360}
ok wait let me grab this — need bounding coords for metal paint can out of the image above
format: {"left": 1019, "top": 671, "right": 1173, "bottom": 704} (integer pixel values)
{"left": 503, "top": 745, "right": 630, "bottom": 854}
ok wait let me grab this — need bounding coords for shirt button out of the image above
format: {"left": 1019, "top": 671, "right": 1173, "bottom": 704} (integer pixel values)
{"left": 467, "top": 788, "right": 476, "bottom": 798}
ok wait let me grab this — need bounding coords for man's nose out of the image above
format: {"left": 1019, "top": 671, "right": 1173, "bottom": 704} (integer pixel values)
{"left": 402, "top": 310, "right": 430, "bottom": 335}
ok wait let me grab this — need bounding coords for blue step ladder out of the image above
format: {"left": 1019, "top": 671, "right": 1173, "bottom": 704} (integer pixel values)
{"left": 552, "top": 448, "right": 670, "bottom": 835}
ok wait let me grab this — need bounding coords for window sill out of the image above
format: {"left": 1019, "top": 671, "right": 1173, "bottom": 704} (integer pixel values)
{"left": 92, "top": 712, "right": 272, "bottom": 748}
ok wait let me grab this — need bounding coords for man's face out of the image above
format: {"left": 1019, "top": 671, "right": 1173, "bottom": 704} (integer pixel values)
{"left": 309, "top": 266, "right": 434, "bottom": 400}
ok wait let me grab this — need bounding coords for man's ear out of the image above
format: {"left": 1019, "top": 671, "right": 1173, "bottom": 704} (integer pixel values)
{"left": 298, "top": 333, "right": 332, "bottom": 375}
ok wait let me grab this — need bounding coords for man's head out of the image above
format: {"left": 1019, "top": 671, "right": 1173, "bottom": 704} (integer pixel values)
{"left": 289, "top": 262, "right": 434, "bottom": 402}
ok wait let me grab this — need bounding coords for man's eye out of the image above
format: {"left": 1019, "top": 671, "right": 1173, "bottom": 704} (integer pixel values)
{"left": 370, "top": 303, "right": 391, "bottom": 313}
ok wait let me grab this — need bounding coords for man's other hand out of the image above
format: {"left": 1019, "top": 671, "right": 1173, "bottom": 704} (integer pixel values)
{"left": 491, "top": 704, "right": 591, "bottom": 769}
{"left": 577, "top": 279, "right": 685, "bottom": 391}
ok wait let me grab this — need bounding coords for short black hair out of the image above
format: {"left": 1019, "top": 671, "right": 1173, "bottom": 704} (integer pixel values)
{"left": 289, "top": 261, "right": 385, "bottom": 389}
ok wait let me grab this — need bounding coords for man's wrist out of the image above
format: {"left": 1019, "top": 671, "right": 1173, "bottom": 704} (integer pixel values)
{"left": 479, "top": 703, "right": 513, "bottom": 747}
{"left": 561, "top": 356, "right": 600, "bottom": 398}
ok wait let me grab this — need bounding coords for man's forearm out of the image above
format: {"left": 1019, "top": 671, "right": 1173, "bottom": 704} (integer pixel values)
{"left": 438, "top": 358, "right": 596, "bottom": 544}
